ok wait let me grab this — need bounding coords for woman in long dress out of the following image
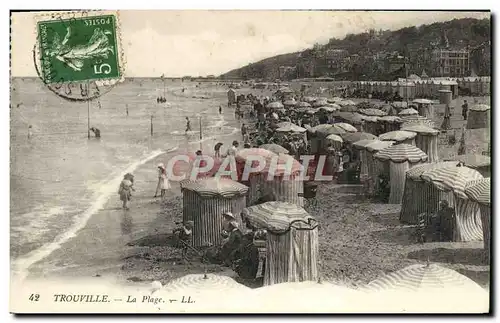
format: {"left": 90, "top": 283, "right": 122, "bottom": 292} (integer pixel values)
{"left": 118, "top": 176, "right": 135, "bottom": 210}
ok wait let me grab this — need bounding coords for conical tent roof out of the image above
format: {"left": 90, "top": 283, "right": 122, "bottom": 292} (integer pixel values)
{"left": 283, "top": 99, "right": 297, "bottom": 106}
{"left": 378, "top": 116, "right": 403, "bottom": 124}
{"left": 470, "top": 104, "right": 490, "bottom": 112}
{"left": 454, "top": 154, "right": 491, "bottom": 169}
{"left": 341, "top": 132, "right": 377, "bottom": 144}
{"left": 401, "top": 115, "right": 436, "bottom": 129}
{"left": 421, "top": 165, "right": 483, "bottom": 199}
{"left": 339, "top": 100, "right": 356, "bottom": 106}
{"left": 326, "top": 134, "right": 343, "bottom": 143}
{"left": 297, "top": 101, "right": 311, "bottom": 108}
{"left": 180, "top": 177, "right": 249, "bottom": 198}
{"left": 315, "top": 124, "right": 347, "bottom": 136}
{"left": 366, "top": 264, "right": 484, "bottom": 292}
{"left": 401, "top": 124, "right": 439, "bottom": 136}
{"left": 313, "top": 100, "right": 328, "bottom": 107}
{"left": 465, "top": 178, "right": 490, "bottom": 206}
{"left": 374, "top": 143, "right": 428, "bottom": 163}
{"left": 335, "top": 122, "right": 358, "bottom": 133}
{"left": 405, "top": 161, "right": 459, "bottom": 181}
{"left": 276, "top": 124, "right": 306, "bottom": 133}
{"left": 379, "top": 130, "right": 417, "bottom": 142}
{"left": 365, "top": 140, "right": 395, "bottom": 153}
{"left": 358, "top": 108, "right": 387, "bottom": 117}
{"left": 267, "top": 101, "right": 284, "bottom": 109}
{"left": 242, "top": 201, "right": 317, "bottom": 234}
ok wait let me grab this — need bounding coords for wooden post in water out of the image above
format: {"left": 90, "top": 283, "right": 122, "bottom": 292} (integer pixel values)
{"left": 151, "top": 115, "right": 154, "bottom": 137}
{"left": 199, "top": 117, "right": 203, "bottom": 151}
{"left": 87, "top": 100, "right": 90, "bottom": 139}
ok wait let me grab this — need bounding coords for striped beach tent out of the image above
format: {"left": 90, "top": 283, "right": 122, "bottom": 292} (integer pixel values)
{"left": 364, "top": 140, "right": 396, "bottom": 196}
{"left": 260, "top": 143, "right": 289, "bottom": 155}
{"left": 325, "top": 134, "right": 343, "bottom": 150}
{"left": 352, "top": 139, "right": 380, "bottom": 183}
{"left": 400, "top": 161, "right": 459, "bottom": 224}
{"left": 465, "top": 178, "right": 491, "bottom": 255}
{"left": 341, "top": 132, "right": 377, "bottom": 144}
{"left": 454, "top": 154, "right": 491, "bottom": 178}
{"left": 180, "top": 177, "right": 249, "bottom": 248}
{"left": 398, "top": 108, "right": 419, "bottom": 116}
{"left": 466, "top": 104, "right": 490, "bottom": 129}
{"left": 401, "top": 124, "right": 440, "bottom": 162}
{"left": 242, "top": 202, "right": 319, "bottom": 286}
{"left": 377, "top": 115, "right": 403, "bottom": 133}
{"left": 360, "top": 115, "right": 382, "bottom": 135}
{"left": 374, "top": 144, "right": 428, "bottom": 204}
{"left": 421, "top": 166, "right": 484, "bottom": 242}
{"left": 379, "top": 130, "right": 417, "bottom": 146}
{"left": 366, "top": 263, "right": 485, "bottom": 293}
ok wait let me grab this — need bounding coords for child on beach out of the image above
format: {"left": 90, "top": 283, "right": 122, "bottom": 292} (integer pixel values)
{"left": 118, "top": 175, "right": 135, "bottom": 210}
{"left": 155, "top": 163, "right": 171, "bottom": 199}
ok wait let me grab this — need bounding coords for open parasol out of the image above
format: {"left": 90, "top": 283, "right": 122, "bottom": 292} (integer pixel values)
{"left": 465, "top": 178, "right": 490, "bottom": 206}
{"left": 366, "top": 263, "right": 485, "bottom": 293}
{"left": 260, "top": 143, "right": 289, "bottom": 155}
{"left": 313, "top": 100, "right": 328, "bottom": 108}
{"left": 358, "top": 108, "right": 387, "bottom": 117}
{"left": 335, "top": 122, "right": 358, "bottom": 133}
{"left": 379, "top": 130, "right": 417, "bottom": 142}
{"left": 302, "top": 96, "right": 317, "bottom": 103}
{"left": 283, "top": 99, "right": 297, "bottom": 107}
{"left": 470, "top": 104, "right": 490, "bottom": 112}
{"left": 413, "top": 98, "right": 433, "bottom": 104}
{"left": 401, "top": 115, "right": 436, "bottom": 128}
{"left": 378, "top": 115, "right": 403, "bottom": 124}
{"left": 421, "top": 165, "right": 483, "bottom": 199}
{"left": 276, "top": 124, "right": 307, "bottom": 133}
{"left": 398, "top": 108, "right": 419, "bottom": 116}
{"left": 242, "top": 201, "right": 317, "bottom": 234}
{"left": 326, "top": 134, "right": 343, "bottom": 144}
{"left": 405, "top": 161, "right": 459, "bottom": 181}
{"left": 267, "top": 101, "right": 284, "bottom": 109}
{"left": 365, "top": 140, "right": 395, "bottom": 153}
{"left": 314, "top": 124, "right": 346, "bottom": 136}
{"left": 328, "top": 97, "right": 344, "bottom": 103}
{"left": 374, "top": 144, "right": 428, "bottom": 163}
{"left": 339, "top": 100, "right": 356, "bottom": 106}
{"left": 320, "top": 106, "right": 339, "bottom": 113}
{"left": 180, "top": 177, "right": 248, "bottom": 198}
{"left": 391, "top": 101, "right": 408, "bottom": 109}
{"left": 341, "top": 132, "right": 377, "bottom": 144}
{"left": 401, "top": 124, "right": 439, "bottom": 135}
{"left": 352, "top": 139, "right": 381, "bottom": 150}
{"left": 297, "top": 101, "right": 311, "bottom": 108}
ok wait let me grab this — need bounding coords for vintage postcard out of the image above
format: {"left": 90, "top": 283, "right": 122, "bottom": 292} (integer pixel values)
{"left": 9, "top": 10, "right": 491, "bottom": 313}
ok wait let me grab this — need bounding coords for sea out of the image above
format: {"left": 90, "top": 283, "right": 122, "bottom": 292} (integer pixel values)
{"left": 10, "top": 77, "right": 243, "bottom": 276}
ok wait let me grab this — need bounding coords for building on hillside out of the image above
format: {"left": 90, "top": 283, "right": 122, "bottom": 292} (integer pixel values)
{"left": 386, "top": 54, "right": 406, "bottom": 73}
{"left": 431, "top": 49, "right": 470, "bottom": 77}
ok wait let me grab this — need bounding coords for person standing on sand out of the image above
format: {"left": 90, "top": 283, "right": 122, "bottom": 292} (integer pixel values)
{"left": 185, "top": 117, "right": 192, "bottom": 133}
{"left": 214, "top": 142, "right": 223, "bottom": 158}
{"left": 28, "top": 125, "right": 33, "bottom": 139}
{"left": 226, "top": 140, "right": 239, "bottom": 157}
{"left": 118, "top": 175, "right": 135, "bottom": 210}
{"left": 241, "top": 123, "right": 248, "bottom": 142}
{"left": 154, "top": 163, "right": 171, "bottom": 199}
{"left": 219, "top": 106, "right": 222, "bottom": 114}
{"left": 462, "top": 100, "right": 469, "bottom": 120}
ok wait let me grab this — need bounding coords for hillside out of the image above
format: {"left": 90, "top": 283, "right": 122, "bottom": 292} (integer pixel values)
{"left": 221, "top": 17, "right": 491, "bottom": 81}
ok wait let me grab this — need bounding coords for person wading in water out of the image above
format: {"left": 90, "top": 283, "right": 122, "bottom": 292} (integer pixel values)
{"left": 185, "top": 117, "right": 192, "bottom": 133}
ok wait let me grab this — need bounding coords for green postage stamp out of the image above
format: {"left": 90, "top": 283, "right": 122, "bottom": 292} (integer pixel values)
{"left": 36, "top": 11, "right": 123, "bottom": 84}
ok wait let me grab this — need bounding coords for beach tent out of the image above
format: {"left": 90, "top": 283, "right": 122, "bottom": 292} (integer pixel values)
{"left": 454, "top": 154, "right": 491, "bottom": 178}
{"left": 465, "top": 178, "right": 491, "bottom": 256}
{"left": 227, "top": 89, "right": 237, "bottom": 105}
{"left": 379, "top": 130, "right": 417, "bottom": 146}
{"left": 421, "top": 166, "right": 484, "bottom": 242}
{"left": 413, "top": 98, "right": 434, "bottom": 119}
{"left": 242, "top": 202, "right": 319, "bottom": 286}
{"left": 325, "top": 134, "right": 343, "bottom": 150}
{"left": 364, "top": 140, "right": 396, "bottom": 196}
{"left": 466, "top": 104, "right": 490, "bottom": 130}
{"left": 180, "top": 177, "right": 248, "bottom": 248}
{"left": 258, "top": 154, "right": 305, "bottom": 207}
{"left": 374, "top": 144, "right": 428, "bottom": 204}
{"left": 359, "top": 115, "right": 381, "bottom": 136}
{"left": 366, "top": 263, "right": 485, "bottom": 293}
{"left": 334, "top": 122, "right": 358, "bottom": 133}
{"left": 401, "top": 115, "right": 436, "bottom": 129}
{"left": 352, "top": 139, "right": 380, "bottom": 183}
{"left": 401, "top": 125, "right": 440, "bottom": 162}
{"left": 235, "top": 148, "right": 277, "bottom": 204}
{"left": 283, "top": 99, "right": 297, "bottom": 107}
{"left": 400, "top": 161, "right": 459, "bottom": 224}
{"left": 259, "top": 143, "right": 289, "bottom": 155}
{"left": 377, "top": 116, "right": 403, "bottom": 133}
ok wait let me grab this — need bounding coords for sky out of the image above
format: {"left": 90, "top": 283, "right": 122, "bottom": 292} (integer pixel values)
{"left": 11, "top": 10, "right": 490, "bottom": 77}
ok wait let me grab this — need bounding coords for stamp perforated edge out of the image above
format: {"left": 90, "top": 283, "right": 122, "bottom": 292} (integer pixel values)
{"left": 32, "top": 10, "right": 126, "bottom": 86}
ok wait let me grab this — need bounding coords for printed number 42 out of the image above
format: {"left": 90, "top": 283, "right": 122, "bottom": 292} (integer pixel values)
{"left": 94, "top": 64, "right": 112, "bottom": 75}
{"left": 29, "top": 294, "right": 40, "bottom": 302}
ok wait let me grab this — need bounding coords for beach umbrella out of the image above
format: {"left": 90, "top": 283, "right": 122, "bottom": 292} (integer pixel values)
{"left": 358, "top": 108, "right": 387, "bottom": 117}
{"left": 277, "top": 121, "right": 295, "bottom": 128}
{"left": 341, "top": 132, "right": 377, "bottom": 144}
{"left": 276, "top": 124, "right": 307, "bottom": 133}
{"left": 325, "top": 134, "right": 343, "bottom": 150}
{"left": 328, "top": 97, "right": 343, "bottom": 103}
{"left": 260, "top": 143, "right": 289, "bottom": 155}
{"left": 339, "top": 100, "right": 356, "bottom": 106}
{"left": 315, "top": 124, "right": 347, "bottom": 137}
{"left": 334, "top": 112, "right": 364, "bottom": 127}
{"left": 306, "top": 108, "right": 319, "bottom": 115}
{"left": 421, "top": 166, "right": 484, "bottom": 242}
{"left": 374, "top": 144, "right": 428, "bottom": 204}
{"left": 180, "top": 177, "right": 248, "bottom": 198}
{"left": 391, "top": 101, "right": 408, "bottom": 110}
{"left": 366, "top": 264, "right": 485, "bottom": 293}
{"left": 365, "top": 140, "right": 395, "bottom": 153}
{"left": 242, "top": 202, "right": 319, "bottom": 286}
{"left": 470, "top": 104, "right": 490, "bottom": 111}
{"left": 297, "top": 101, "right": 311, "bottom": 108}
{"left": 454, "top": 154, "right": 491, "bottom": 177}
{"left": 335, "top": 122, "right": 358, "bottom": 133}
{"left": 377, "top": 115, "right": 404, "bottom": 133}
{"left": 400, "top": 161, "right": 460, "bottom": 224}
{"left": 313, "top": 100, "right": 328, "bottom": 108}
{"left": 302, "top": 96, "right": 317, "bottom": 103}
{"left": 379, "top": 130, "right": 417, "bottom": 145}
{"left": 319, "top": 106, "right": 337, "bottom": 113}
{"left": 340, "top": 105, "right": 358, "bottom": 112}
{"left": 398, "top": 108, "right": 419, "bottom": 116}
{"left": 283, "top": 99, "right": 297, "bottom": 107}
{"left": 401, "top": 125, "right": 440, "bottom": 162}
{"left": 465, "top": 178, "right": 491, "bottom": 254}
{"left": 267, "top": 101, "right": 284, "bottom": 109}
